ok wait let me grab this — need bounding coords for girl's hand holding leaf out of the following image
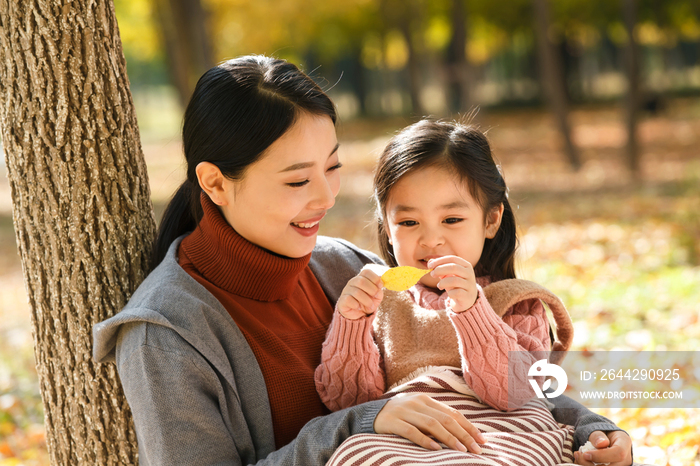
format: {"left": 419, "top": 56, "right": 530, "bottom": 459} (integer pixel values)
{"left": 336, "top": 265, "right": 385, "bottom": 320}
{"left": 427, "top": 256, "right": 478, "bottom": 313}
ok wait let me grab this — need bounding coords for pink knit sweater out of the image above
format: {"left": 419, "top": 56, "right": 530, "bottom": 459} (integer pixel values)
{"left": 314, "top": 278, "right": 550, "bottom": 412}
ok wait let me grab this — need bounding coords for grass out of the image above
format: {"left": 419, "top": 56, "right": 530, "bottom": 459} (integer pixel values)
{"left": 1, "top": 98, "right": 700, "bottom": 465}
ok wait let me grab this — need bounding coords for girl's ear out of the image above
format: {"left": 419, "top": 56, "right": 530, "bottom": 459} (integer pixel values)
{"left": 380, "top": 215, "right": 393, "bottom": 245}
{"left": 196, "top": 162, "right": 230, "bottom": 206}
{"left": 485, "top": 203, "right": 505, "bottom": 239}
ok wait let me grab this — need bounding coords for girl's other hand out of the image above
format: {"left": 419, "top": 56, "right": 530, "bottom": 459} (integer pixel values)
{"left": 374, "top": 393, "right": 486, "bottom": 453}
{"left": 427, "top": 256, "right": 478, "bottom": 313}
{"left": 573, "top": 430, "right": 633, "bottom": 466}
{"left": 336, "top": 265, "right": 384, "bottom": 320}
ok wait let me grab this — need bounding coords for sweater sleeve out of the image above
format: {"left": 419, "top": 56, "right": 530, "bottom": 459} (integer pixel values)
{"left": 117, "top": 320, "right": 390, "bottom": 466}
{"left": 315, "top": 310, "right": 386, "bottom": 411}
{"left": 547, "top": 392, "right": 626, "bottom": 452}
{"left": 448, "top": 292, "right": 550, "bottom": 411}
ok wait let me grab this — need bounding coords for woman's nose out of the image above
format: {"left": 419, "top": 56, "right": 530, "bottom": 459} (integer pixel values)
{"left": 311, "top": 177, "right": 336, "bottom": 211}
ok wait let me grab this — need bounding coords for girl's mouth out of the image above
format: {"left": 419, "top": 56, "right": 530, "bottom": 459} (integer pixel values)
{"left": 419, "top": 255, "right": 443, "bottom": 266}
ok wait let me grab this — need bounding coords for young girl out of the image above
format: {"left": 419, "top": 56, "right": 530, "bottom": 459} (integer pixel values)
{"left": 315, "top": 119, "right": 585, "bottom": 465}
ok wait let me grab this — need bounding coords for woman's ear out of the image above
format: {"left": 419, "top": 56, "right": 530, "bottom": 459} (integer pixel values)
{"left": 485, "top": 203, "right": 505, "bottom": 239}
{"left": 195, "top": 162, "right": 229, "bottom": 206}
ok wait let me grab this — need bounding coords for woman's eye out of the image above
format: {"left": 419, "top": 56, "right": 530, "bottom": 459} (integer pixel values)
{"left": 288, "top": 163, "right": 341, "bottom": 187}
{"left": 445, "top": 217, "right": 463, "bottom": 224}
{"left": 398, "top": 220, "right": 417, "bottom": 227}
{"left": 286, "top": 180, "right": 310, "bottom": 188}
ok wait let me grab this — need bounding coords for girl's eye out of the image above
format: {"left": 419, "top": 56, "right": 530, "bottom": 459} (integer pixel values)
{"left": 444, "top": 217, "right": 463, "bottom": 224}
{"left": 398, "top": 220, "right": 417, "bottom": 227}
{"left": 327, "top": 162, "right": 343, "bottom": 172}
{"left": 286, "top": 180, "right": 310, "bottom": 188}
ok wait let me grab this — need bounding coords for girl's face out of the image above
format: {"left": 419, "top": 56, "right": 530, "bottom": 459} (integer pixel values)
{"left": 213, "top": 112, "right": 340, "bottom": 258}
{"left": 384, "top": 165, "right": 502, "bottom": 288}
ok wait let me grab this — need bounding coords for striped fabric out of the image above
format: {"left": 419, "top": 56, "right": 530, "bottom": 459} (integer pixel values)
{"left": 327, "top": 367, "right": 576, "bottom": 466}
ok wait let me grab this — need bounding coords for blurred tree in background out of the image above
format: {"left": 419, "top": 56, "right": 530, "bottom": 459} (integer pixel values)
{"left": 533, "top": 0, "right": 581, "bottom": 169}
{"left": 153, "top": 0, "right": 215, "bottom": 107}
{"left": 113, "top": 0, "right": 700, "bottom": 170}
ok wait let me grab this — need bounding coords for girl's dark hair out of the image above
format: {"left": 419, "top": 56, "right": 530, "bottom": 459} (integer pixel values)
{"left": 152, "top": 55, "right": 337, "bottom": 268}
{"left": 374, "top": 119, "right": 518, "bottom": 281}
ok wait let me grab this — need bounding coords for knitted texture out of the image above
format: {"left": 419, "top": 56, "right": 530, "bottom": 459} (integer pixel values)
{"left": 316, "top": 278, "right": 571, "bottom": 412}
{"left": 451, "top": 295, "right": 549, "bottom": 410}
{"left": 180, "top": 194, "right": 335, "bottom": 448}
{"left": 482, "top": 279, "right": 574, "bottom": 364}
{"left": 315, "top": 312, "right": 386, "bottom": 411}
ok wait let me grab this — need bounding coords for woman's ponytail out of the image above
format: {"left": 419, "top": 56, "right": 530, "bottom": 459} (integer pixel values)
{"left": 151, "top": 180, "right": 203, "bottom": 269}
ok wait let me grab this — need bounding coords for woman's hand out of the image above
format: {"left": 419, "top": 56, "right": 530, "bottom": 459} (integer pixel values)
{"left": 336, "top": 266, "right": 384, "bottom": 320}
{"left": 374, "top": 393, "right": 486, "bottom": 453}
{"left": 574, "top": 430, "right": 633, "bottom": 466}
{"left": 427, "top": 256, "right": 478, "bottom": 313}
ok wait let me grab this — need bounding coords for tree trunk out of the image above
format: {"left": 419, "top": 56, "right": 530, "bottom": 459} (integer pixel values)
{"left": 622, "top": 0, "right": 641, "bottom": 176}
{"left": 398, "top": 19, "right": 424, "bottom": 116}
{"left": 153, "top": 0, "right": 215, "bottom": 108}
{"left": 378, "top": 0, "right": 424, "bottom": 116}
{"left": 0, "top": 0, "right": 155, "bottom": 464}
{"left": 532, "top": 0, "right": 581, "bottom": 170}
{"left": 446, "top": 0, "right": 474, "bottom": 114}
{"left": 349, "top": 44, "right": 368, "bottom": 117}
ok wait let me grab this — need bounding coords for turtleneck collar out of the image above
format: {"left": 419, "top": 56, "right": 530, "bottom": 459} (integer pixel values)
{"left": 179, "top": 193, "right": 311, "bottom": 301}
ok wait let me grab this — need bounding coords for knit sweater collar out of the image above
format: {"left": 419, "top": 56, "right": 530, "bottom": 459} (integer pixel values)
{"left": 180, "top": 194, "right": 311, "bottom": 301}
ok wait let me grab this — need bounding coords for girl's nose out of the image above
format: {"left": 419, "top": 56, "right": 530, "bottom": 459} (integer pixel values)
{"left": 419, "top": 227, "right": 445, "bottom": 248}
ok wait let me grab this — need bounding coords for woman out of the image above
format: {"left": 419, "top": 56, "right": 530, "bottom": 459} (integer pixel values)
{"left": 93, "top": 55, "right": 633, "bottom": 466}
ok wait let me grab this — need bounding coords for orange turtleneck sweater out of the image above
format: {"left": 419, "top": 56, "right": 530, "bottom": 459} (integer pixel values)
{"left": 178, "top": 195, "right": 334, "bottom": 448}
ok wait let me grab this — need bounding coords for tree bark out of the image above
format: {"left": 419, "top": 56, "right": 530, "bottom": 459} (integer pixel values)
{"left": 622, "top": 0, "right": 641, "bottom": 175}
{"left": 153, "top": 0, "right": 215, "bottom": 108}
{"left": 0, "top": 0, "right": 155, "bottom": 464}
{"left": 532, "top": 0, "right": 581, "bottom": 170}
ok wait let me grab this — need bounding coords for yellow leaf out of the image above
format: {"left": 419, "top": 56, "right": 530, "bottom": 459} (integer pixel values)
{"left": 381, "top": 266, "right": 431, "bottom": 291}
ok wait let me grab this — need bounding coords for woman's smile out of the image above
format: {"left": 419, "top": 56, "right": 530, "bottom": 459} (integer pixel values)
{"left": 291, "top": 213, "right": 326, "bottom": 236}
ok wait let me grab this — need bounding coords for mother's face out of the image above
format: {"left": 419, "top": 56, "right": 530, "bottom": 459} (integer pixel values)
{"left": 200, "top": 112, "right": 340, "bottom": 258}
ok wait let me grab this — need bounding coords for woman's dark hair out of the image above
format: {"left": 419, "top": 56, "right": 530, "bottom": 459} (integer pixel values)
{"left": 152, "top": 55, "right": 337, "bottom": 268}
{"left": 373, "top": 119, "right": 518, "bottom": 281}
